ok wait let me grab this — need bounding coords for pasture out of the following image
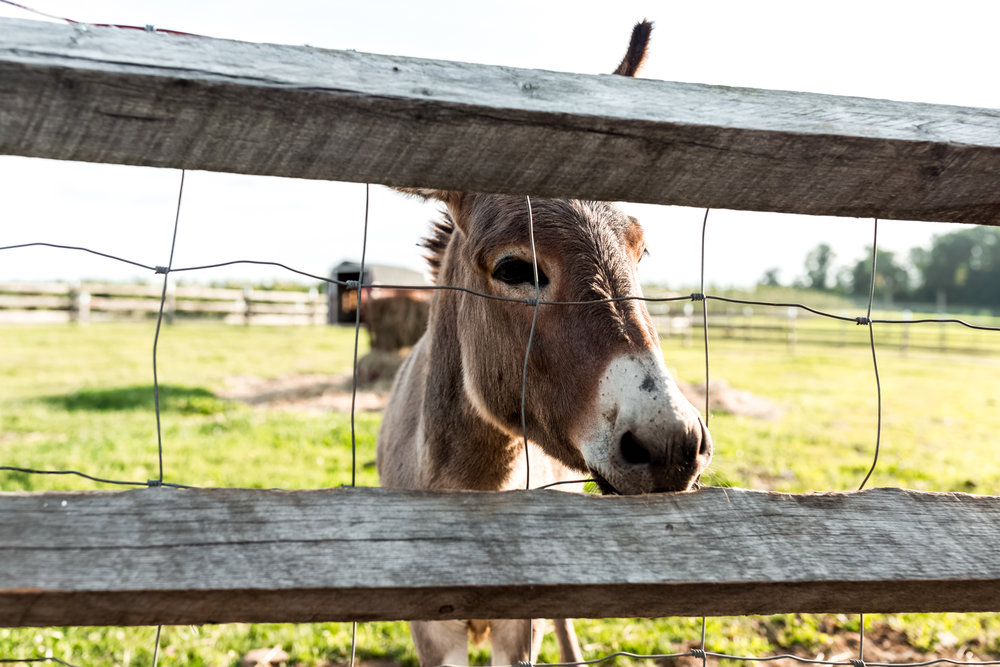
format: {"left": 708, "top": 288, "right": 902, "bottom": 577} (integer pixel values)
{"left": 2, "top": 320, "right": 1000, "bottom": 665}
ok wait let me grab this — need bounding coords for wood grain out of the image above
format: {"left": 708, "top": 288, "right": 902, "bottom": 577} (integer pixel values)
{"left": 2, "top": 18, "right": 1000, "bottom": 224}
{"left": 2, "top": 486, "right": 999, "bottom": 626}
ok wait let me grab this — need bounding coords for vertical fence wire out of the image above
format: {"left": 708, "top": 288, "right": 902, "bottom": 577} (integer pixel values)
{"left": 860, "top": 613, "right": 867, "bottom": 666}
{"left": 148, "top": 171, "right": 186, "bottom": 666}
{"left": 699, "top": 208, "right": 711, "bottom": 426}
{"left": 151, "top": 625, "right": 163, "bottom": 667}
{"left": 858, "top": 220, "right": 883, "bottom": 491}
{"left": 523, "top": 194, "right": 542, "bottom": 663}
{"left": 522, "top": 194, "right": 542, "bottom": 493}
{"left": 347, "top": 183, "right": 371, "bottom": 667}
{"left": 151, "top": 169, "right": 185, "bottom": 486}
{"left": 349, "top": 184, "right": 371, "bottom": 491}
{"left": 698, "top": 209, "right": 711, "bottom": 667}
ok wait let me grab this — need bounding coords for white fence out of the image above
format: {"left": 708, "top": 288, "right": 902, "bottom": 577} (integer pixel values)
{"left": 0, "top": 281, "right": 326, "bottom": 325}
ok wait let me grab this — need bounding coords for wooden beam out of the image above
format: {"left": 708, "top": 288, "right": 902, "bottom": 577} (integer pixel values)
{"left": 2, "top": 486, "right": 1000, "bottom": 627}
{"left": 1, "top": 18, "right": 1000, "bottom": 225}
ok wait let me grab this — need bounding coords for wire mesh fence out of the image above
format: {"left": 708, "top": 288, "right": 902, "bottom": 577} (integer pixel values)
{"left": 2, "top": 171, "right": 1000, "bottom": 667}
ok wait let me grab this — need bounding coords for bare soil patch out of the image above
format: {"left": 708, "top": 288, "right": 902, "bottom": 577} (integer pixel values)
{"left": 679, "top": 378, "right": 784, "bottom": 421}
{"left": 668, "top": 620, "right": 993, "bottom": 667}
{"left": 220, "top": 358, "right": 782, "bottom": 421}
{"left": 219, "top": 373, "right": 389, "bottom": 413}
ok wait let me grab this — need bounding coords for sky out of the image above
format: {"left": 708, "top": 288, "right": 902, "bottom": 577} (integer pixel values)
{"left": 1, "top": 0, "right": 997, "bottom": 289}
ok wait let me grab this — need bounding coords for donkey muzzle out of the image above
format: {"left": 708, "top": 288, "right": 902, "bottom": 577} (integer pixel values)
{"left": 582, "top": 352, "right": 712, "bottom": 495}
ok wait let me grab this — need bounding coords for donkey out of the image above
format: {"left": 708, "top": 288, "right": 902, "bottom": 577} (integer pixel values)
{"left": 376, "top": 21, "right": 712, "bottom": 666}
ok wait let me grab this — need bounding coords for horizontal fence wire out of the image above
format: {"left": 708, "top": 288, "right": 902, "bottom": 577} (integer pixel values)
{"left": 3, "top": 245, "right": 998, "bottom": 332}
{"left": 4, "top": 196, "right": 1000, "bottom": 666}
{"left": 527, "top": 649, "right": 1000, "bottom": 667}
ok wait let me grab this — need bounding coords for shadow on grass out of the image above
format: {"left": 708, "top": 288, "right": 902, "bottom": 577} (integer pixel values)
{"left": 43, "top": 384, "right": 233, "bottom": 415}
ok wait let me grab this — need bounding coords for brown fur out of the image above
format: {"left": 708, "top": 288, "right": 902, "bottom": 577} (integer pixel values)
{"left": 375, "top": 20, "right": 710, "bottom": 667}
{"left": 613, "top": 20, "right": 653, "bottom": 76}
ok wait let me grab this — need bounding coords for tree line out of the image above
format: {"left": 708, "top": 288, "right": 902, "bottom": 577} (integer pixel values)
{"left": 761, "top": 226, "right": 1000, "bottom": 307}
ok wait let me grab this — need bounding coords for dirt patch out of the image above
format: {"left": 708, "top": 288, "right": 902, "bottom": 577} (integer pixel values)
{"left": 219, "top": 373, "right": 390, "bottom": 413}
{"left": 679, "top": 378, "right": 784, "bottom": 421}
{"left": 667, "top": 620, "right": 992, "bottom": 667}
{"left": 220, "top": 366, "right": 781, "bottom": 421}
{"left": 219, "top": 350, "right": 409, "bottom": 412}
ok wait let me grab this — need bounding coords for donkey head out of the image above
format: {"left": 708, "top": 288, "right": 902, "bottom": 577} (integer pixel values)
{"left": 408, "top": 191, "right": 711, "bottom": 495}
{"left": 398, "top": 21, "right": 711, "bottom": 494}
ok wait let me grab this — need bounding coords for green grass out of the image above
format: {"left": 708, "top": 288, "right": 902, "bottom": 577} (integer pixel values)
{"left": 662, "top": 334, "right": 1000, "bottom": 494}
{"left": 2, "top": 322, "right": 1000, "bottom": 665}
{"left": 0, "top": 323, "right": 378, "bottom": 490}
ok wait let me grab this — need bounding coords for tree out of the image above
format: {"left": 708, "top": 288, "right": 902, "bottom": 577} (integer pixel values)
{"left": 838, "top": 247, "right": 911, "bottom": 302}
{"left": 803, "top": 243, "right": 835, "bottom": 290}
{"left": 911, "top": 226, "right": 1000, "bottom": 307}
{"left": 759, "top": 267, "right": 782, "bottom": 287}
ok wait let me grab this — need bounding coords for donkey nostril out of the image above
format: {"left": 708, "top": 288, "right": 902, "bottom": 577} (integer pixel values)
{"left": 620, "top": 431, "right": 651, "bottom": 465}
{"left": 698, "top": 423, "right": 712, "bottom": 457}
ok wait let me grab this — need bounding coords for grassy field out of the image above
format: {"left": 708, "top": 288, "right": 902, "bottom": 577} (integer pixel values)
{"left": 3, "top": 321, "right": 1000, "bottom": 666}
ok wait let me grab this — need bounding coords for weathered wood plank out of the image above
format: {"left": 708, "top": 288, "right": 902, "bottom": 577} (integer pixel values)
{"left": 1, "top": 18, "right": 999, "bottom": 224}
{"left": 2, "top": 486, "right": 999, "bottom": 627}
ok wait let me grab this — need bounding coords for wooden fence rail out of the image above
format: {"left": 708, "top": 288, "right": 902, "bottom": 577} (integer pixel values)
{"left": 2, "top": 486, "right": 999, "bottom": 627}
{"left": 2, "top": 17, "right": 1000, "bottom": 225}
{"left": 0, "top": 282, "right": 326, "bottom": 325}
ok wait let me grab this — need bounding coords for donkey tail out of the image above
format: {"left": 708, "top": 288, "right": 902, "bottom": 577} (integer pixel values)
{"left": 612, "top": 19, "right": 653, "bottom": 77}
{"left": 553, "top": 618, "right": 584, "bottom": 665}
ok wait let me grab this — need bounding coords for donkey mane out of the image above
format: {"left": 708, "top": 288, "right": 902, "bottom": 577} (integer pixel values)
{"left": 421, "top": 212, "right": 454, "bottom": 283}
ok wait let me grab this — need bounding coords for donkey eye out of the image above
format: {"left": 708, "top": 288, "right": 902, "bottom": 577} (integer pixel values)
{"left": 492, "top": 258, "right": 549, "bottom": 287}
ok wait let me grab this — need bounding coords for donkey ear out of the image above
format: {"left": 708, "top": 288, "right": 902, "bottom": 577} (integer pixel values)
{"left": 391, "top": 187, "right": 471, "bottom": 231}
{"left": 612, "top": 20, "right": 653, "bottom": 77}
{"left": 391, "top": 187, "right": 464, "bottom": 207}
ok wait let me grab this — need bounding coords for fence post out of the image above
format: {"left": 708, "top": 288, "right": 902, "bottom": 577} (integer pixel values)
{"left": 937, "top": 289, "right": 948, "bottom": 352}
{"left": 683, "top": 302, "right": 694, "bottom": 347}
{"left": 900, "top": 310, "right": 912, "bottom": 356}
{"left": 165, "top": 283, "right": 177, "bottom": 325}
{"left": 69, "top": 283, "right": 90, "bottom": 324}
{"left": 242, "top": 287, "right": 254, "bottom": 326}
{"left": 786, "top": 307, "right": 797, "bottom": 353}
{"left": 308, "top": 287, "right": 321, "bottom": 325}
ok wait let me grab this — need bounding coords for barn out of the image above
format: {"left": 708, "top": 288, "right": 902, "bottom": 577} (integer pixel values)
{"left": 328, "top": 261, "right": 430, "bottom": 324}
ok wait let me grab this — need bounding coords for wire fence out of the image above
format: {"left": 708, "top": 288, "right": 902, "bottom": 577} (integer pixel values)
{"left": 3, "top": 187, "right": 1000, "bottom": 663}
{"left": 3, "top": 4, "right": 999, "bottom": 665}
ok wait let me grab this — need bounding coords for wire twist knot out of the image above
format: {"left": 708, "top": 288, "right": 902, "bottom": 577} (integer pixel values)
{"left": 690, "top": 648, "right": 707, "bottom": 659}
{"left": 514, "top": 662, "right": 533, "bottom": 667}
{"left": 850, "top": 660, "right": 866, "bottom": 667}
{"left": 345, "top": 280, "right": 361, "bottom": 290}
{"left": 855, "top": 317, "right": 872, "bottom": 326}
{"left": 146, "top": 479, "right": 162, "bottom": 487}
{"left": 525, "top": 297, "right": 540, "bottom": 306}
{"left": 154, "top": 266, "right": 170, "bottom": 275}
{"left": 690, "top": 292, "right": 706, "bottom": 302}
